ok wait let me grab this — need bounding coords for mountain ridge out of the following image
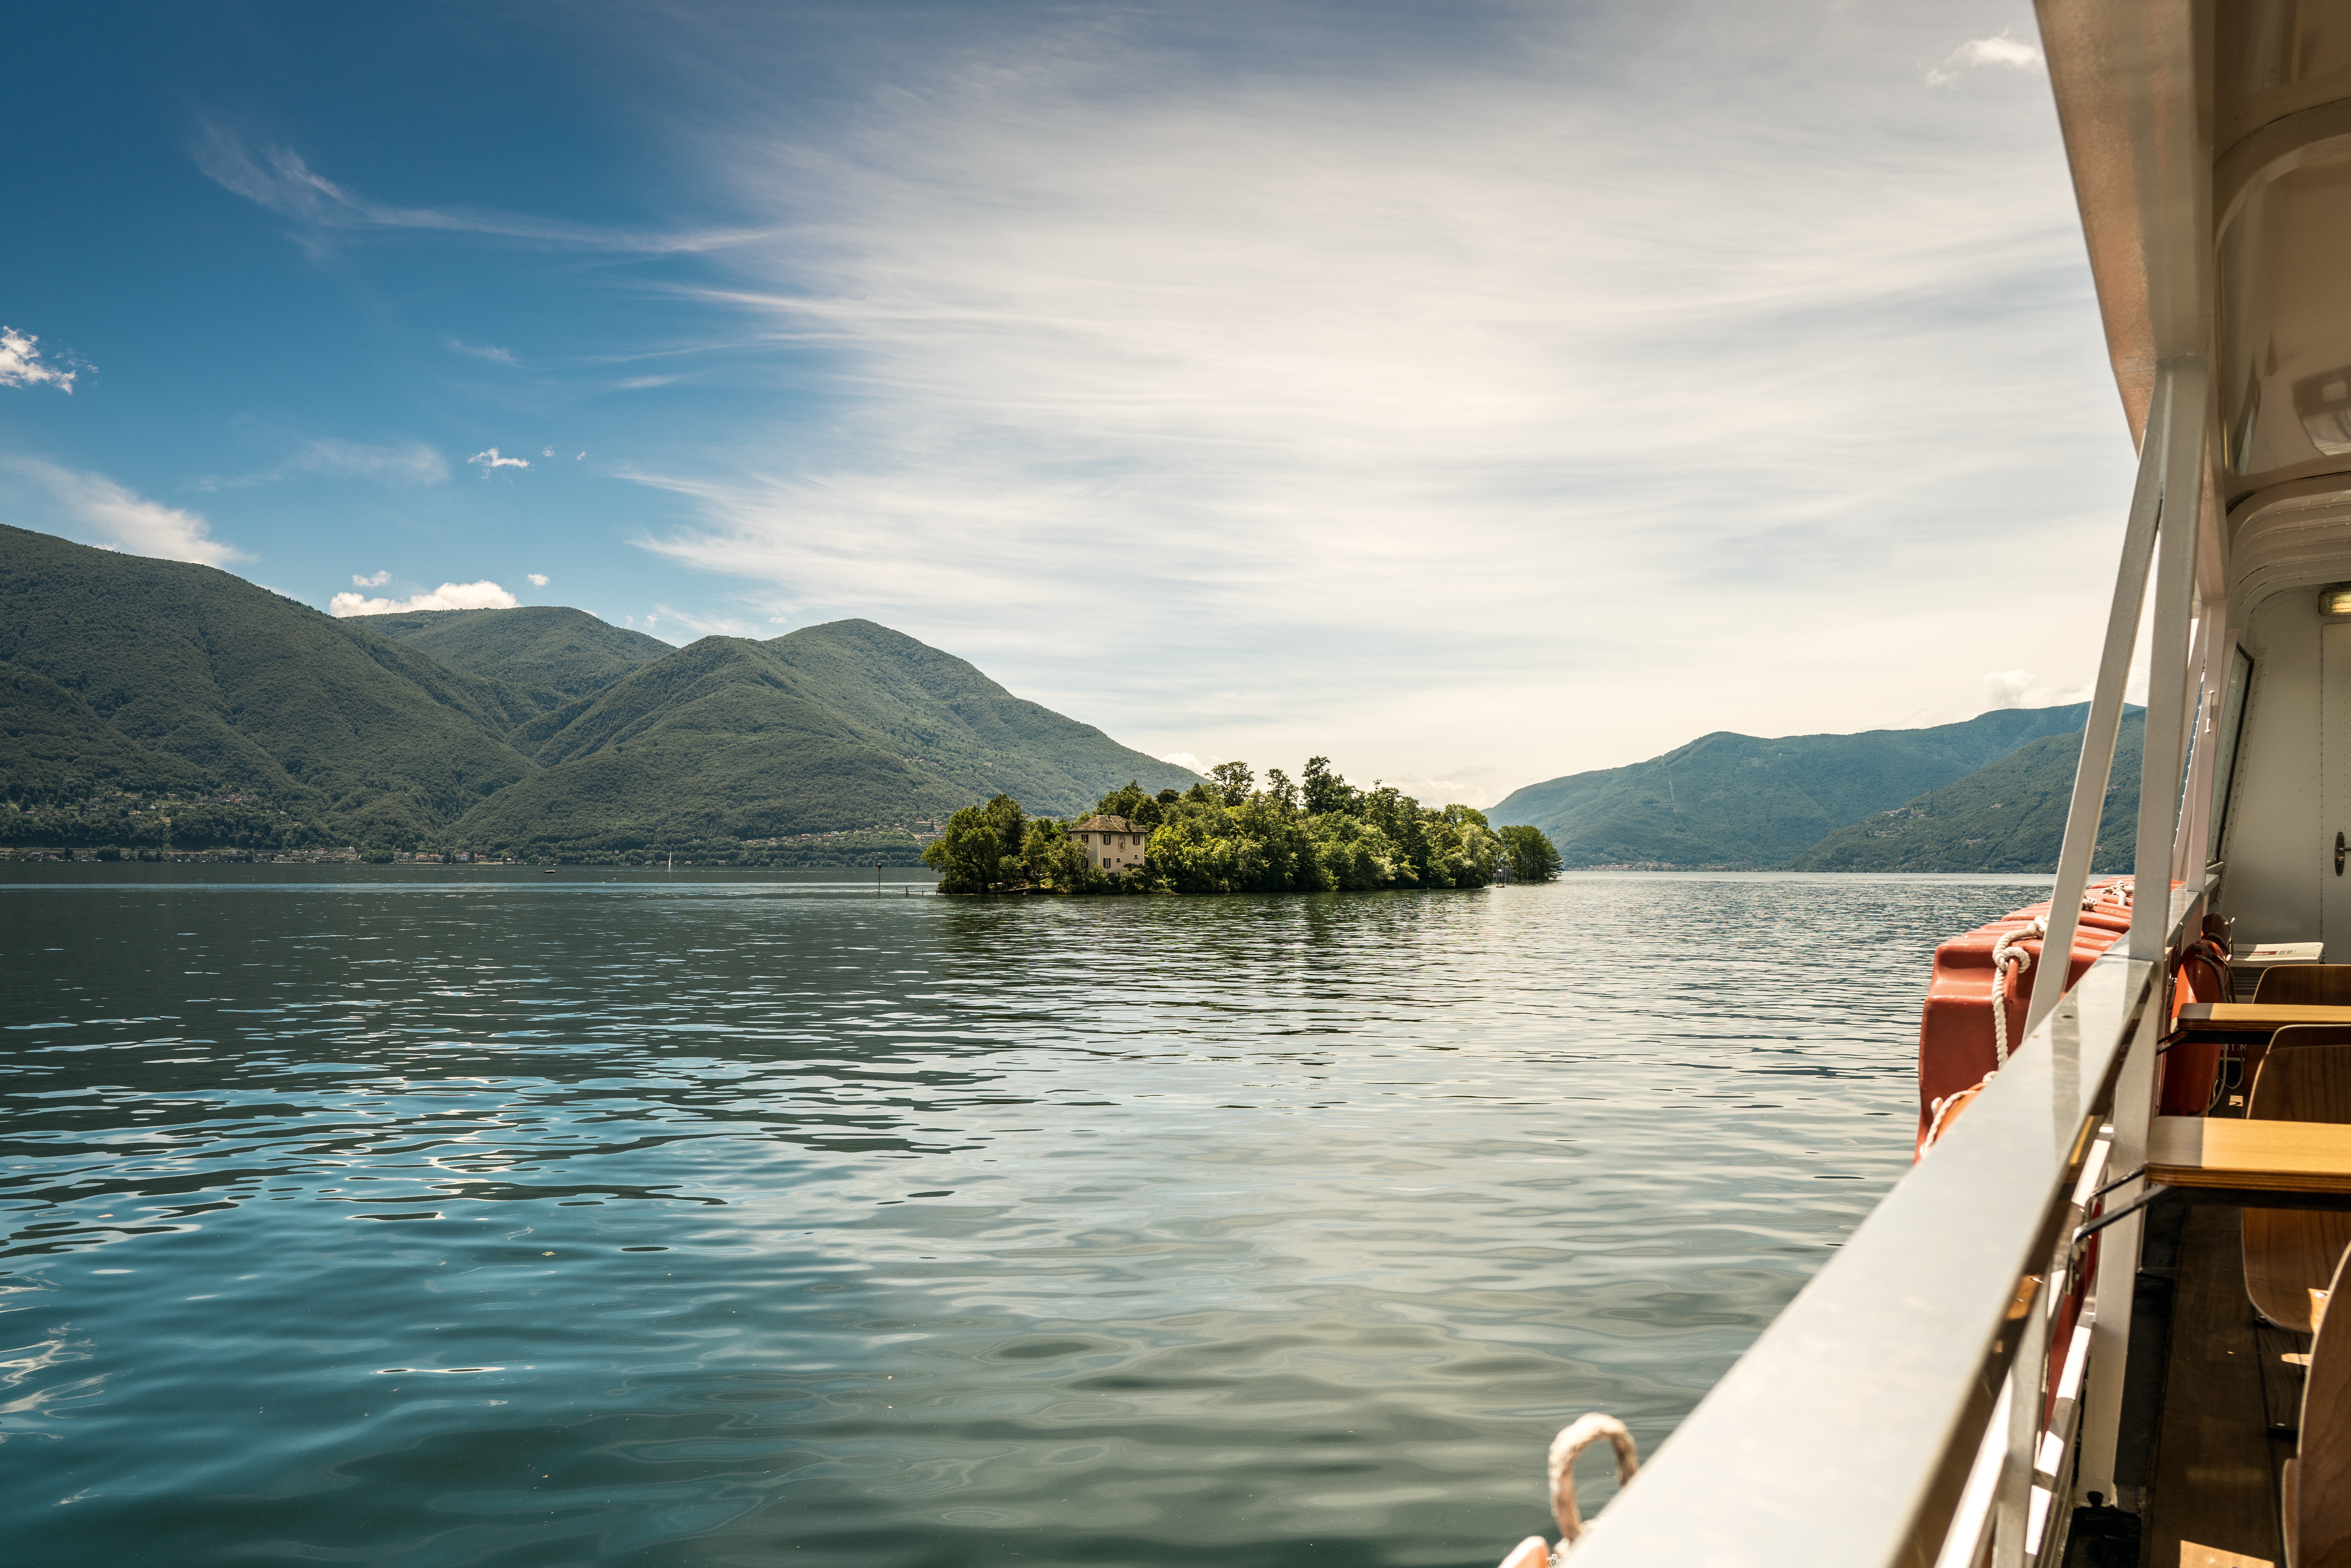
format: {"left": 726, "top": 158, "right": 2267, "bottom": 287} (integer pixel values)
{"left": 0, "top": 525, "right": 1198, "bottom": 857}
{"left": 1489, "top": 704, "right": 2134, "bottom": 868}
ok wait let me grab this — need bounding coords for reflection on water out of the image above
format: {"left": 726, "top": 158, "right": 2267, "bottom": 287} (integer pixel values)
{"left": 0, "top": 866, "right": 2045, "bottom": 1565}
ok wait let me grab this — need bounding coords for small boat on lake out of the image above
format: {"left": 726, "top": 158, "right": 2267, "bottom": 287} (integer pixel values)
{"left": 1519, "top": 7, "right": 2351, "bottom": 1564}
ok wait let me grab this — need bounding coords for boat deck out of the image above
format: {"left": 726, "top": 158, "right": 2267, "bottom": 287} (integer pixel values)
{"left": 2140, "top": 1204, "right": 2305, "bottom": 1567}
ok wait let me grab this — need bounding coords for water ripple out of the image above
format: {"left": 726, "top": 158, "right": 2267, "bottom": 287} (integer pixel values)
{"left": 0, "top": 865, "right": 2045, "bottom": 1565}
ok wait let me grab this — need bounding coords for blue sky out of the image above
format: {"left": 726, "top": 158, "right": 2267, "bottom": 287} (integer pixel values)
{"left": 1, "top": 1, "right": 2129, "bottom": 804}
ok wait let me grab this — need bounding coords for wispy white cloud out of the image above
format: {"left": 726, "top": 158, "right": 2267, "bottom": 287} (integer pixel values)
{"left": 2, "top": 457, "right": 244, "bottom": 564}
{"left": 1384, "top": 767, "right": 1507, "bottom": 810}
{"left": 527, "top": 572, "right": 549, "bottom": 587}
{"left": 651, "top": 602, "right": 755, "bottom": 639}
{"left": 447, "top": 337, "right": 518, "bottom": 364}
{"left": 1982, "top": 668, "right": 2090, "bottom": 709}
{"left": 468, "top": 447, "right": 530, "bottom": 471}
{"left": 194, "top": 125, "right": 764, "bottom": 257}
{"left": 329, "top": 579, "right": 520, "bottom": 616}
{"left": 1927, "top": 29, "right": 2044, "bottom": 86}
{"left": 0, "top": 327, "right": 80, "bottom": 393}
{"left": 194, "top": 437, "right": 448, "bottom": 490}
{"left": 628, "top": 2, "right": 2117, "bottom": 794}
{"left": 352, "top": 569, "right": 392, "bottom": 587}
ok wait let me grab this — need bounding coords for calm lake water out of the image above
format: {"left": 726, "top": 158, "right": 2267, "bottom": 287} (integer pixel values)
{"left": 1, "top": 868, "right": 2048, "bottom": 1566}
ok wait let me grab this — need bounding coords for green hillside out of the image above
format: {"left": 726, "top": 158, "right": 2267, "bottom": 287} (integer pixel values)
{"left": 0, "top": 523, "right": 540, "bottom": 841}
{"left": 455, "top": 621, "right": 1198, "bottom": 855}
{"left": 1794, "top": 713, "right": 2144, "bottom": 872}
{"left": 354, "top": 606, "right": 674, "bottom": 699}
{"left": 0, "top": 660, "right": 214, "bottom": 803}
{"left": 0, "top": 526, "right": 1196, "bottom": 858}
{"left": 1488, "top": 705, "right": 2115, "bottom": 868}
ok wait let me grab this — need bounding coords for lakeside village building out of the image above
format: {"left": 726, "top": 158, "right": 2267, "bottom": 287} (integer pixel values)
{"left": 1069, "top": 815, "right": 1148, "bottom": 873}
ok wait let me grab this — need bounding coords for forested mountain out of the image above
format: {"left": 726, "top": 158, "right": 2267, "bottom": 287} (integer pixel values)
{"left": 1488, "top": 704, "right": 2125, "bottom": 868}
{"left": 453, "top": 621, "right": 1197, "bottom": 855}
{"left": 1794, "top": 713, "right": 2144, "bottom": 872}
{"left": 0, "top": 524, "right": 543, "bottom": 843}
{"left": 356, "top": 606, "right": 674, "bottom": 700}
{"left": 0, "top": 525, "right": 1195, "bottom": 857}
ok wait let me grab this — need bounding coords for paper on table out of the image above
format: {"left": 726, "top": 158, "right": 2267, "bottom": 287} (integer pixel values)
{"left": 2240, "top": 941, "right": 2324, "bottom": 963}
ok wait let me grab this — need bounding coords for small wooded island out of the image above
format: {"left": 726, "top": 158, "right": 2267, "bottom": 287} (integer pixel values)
{"left": 924, "top": 758, "right": 1564, "bottom": 894}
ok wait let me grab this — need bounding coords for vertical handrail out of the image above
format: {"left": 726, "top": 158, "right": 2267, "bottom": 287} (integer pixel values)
{"left": 2131, "top": 359, "right": 2207, "bottom": 964}
{"left": 2170, "top": 610, "right": 2217, "bottom": 890}
{"left": 2073, "top": 357, "right": 2208, "bottom": 1511}
{"left": 2024, "top": 364, "right": 2177, "bottom": 1037}
{"left": 1991, "top": 1259, "right": 2052, "bottom": 1568}
{"left": 2185, "top": 616, "right": 2237, "bottom": 875}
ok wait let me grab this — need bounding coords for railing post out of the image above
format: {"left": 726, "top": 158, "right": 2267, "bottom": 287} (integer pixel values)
{"left": 2073, "top": 357, "right": 2207, "bottom": 1508}
{"left": 2176, "top": 609, "right": 2232, "bottom": 886}
{"left": 2131, "top": 357, "right": 2207, "bottom": 965}
{"left": 2171, "top": 608, "right": 2217, "bottom": 889}
{"left": 1991, "top": 1270, "right": 2052, "bottom": 1567}
{"left": 2025, "top": 365, "right": 2175, "bottom": 1037}
{"left": 2074, "top": 996, "right": 2165, "bottom": 1507}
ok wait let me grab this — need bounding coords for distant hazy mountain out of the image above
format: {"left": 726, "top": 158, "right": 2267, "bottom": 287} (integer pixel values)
{"left": 0, "top": 524, "right": 1196, "bottom": 856}
{"left": 1488, "top": 705, "right": 2121, "bottom": 868}
{"left": 1794, "top": 712, "right": 2144, "bottom": 872}
{"left": 355, "top": 605, "right": 674, "bottom": 700}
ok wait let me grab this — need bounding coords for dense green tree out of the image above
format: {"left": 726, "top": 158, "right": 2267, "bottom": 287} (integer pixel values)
{"left": 924, "top": 796, "right": 1027, "bottom": 892}
{"left": 1019, "top": 817, "right": 1091, "bottom": 888}
{"left": 1091, "top": 780, "right": 1163, "bottom": 829}
{"left": 979, "top": 793, "right": 1026, "bottom": 862}
{"left": 1042, "top": 763, "right": 1506, "bottom": 896}
{"left": 1301, "top": 756, "right": 1357, "bottom": 816}
{"left": 1500, "top": 824, "right": 1563, "bottom": 881}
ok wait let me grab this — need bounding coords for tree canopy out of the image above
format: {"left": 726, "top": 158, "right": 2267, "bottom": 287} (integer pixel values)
{"left": 924, "top": 760, "right": 1509, "bottom": 895}
{"left": 1499, "top": 824, "right": 1564, "bottom": 882}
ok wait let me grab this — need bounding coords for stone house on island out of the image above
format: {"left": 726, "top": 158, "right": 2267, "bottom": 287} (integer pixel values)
{"left": 1070, "top": 815, "right": 1148, "bottom": 872}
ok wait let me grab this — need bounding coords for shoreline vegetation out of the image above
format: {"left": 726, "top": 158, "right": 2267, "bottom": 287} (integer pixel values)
{"left": 923, "top": 759, "right": 1565, "bottom": 895}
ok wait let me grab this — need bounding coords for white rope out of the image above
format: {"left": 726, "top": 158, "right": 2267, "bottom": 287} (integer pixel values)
{"left": 1921, "top": 1074, "right": 1992, "bottom": 1153}
{"left": 1922, "top": 890, "right": 2121, "bottom": 1159}
{"left": 1545, "top": 1413, "right": 1640, "bottom": 1560}
{"left": 1989, "top": 917, "right": 2047, "bottom": 1067}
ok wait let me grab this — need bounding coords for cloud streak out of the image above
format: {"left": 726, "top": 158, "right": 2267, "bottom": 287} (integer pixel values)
{"left": 194, "top": 125, "right": 766, "bottom": 256}
{"left": 1983, "top": 668, "right": 2089, "bottom": 710}
{"left": 195, "top": 437, "right": 448, "bottom": 490}
{"left": 469, "top": 447, "right": 529, "bottom": 471}
{"left": 1928, "top": 29, "right": 2045, "bottom": 86}
{"left": 625, "top": 2, "right": 2118, "bottom": 790}
{"left": 446, "top": 337, "right": 518, "bottom": 364}
{"left": 330, "top": 579, "right": 520, "bottom": 616}
{"left": 2, "top": 457, "right": 245, "bottom": 564}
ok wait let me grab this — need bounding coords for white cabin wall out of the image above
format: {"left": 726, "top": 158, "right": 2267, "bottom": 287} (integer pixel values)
{"left": 2218, "top": 590, "right": 2324, "bottom": 943}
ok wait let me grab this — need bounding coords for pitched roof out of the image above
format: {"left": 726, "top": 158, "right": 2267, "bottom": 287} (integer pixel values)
{"left": 1070, "top": 815, "right": 1137, "bottom": 833}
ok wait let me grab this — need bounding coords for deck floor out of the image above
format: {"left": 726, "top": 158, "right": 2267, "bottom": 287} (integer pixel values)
{"left": 2145, "top": 1206, "right": 2299, "bottom": 1566}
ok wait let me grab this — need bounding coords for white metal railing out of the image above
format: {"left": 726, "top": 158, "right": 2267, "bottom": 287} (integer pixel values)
{"left": 1563, "top": 359, "right": 2217, "bottom": 1566}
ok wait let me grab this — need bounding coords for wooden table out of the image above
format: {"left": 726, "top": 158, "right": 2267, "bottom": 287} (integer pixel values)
{"left": 2174, "top": 1004, "right": 2351, "bottom": 1033}
{"left": 2147, "top": 1116, "right": 2351, "bottom": 1199}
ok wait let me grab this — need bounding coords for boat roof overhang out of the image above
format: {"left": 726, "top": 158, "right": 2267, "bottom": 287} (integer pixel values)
{"left": 2043, "top": 0, "right": 2351, "bottom": 621}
